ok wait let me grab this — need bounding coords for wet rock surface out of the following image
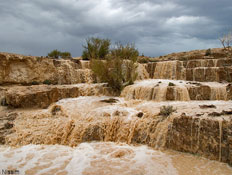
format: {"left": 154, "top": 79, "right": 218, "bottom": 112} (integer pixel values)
{"left": 4, "top": 84, "right": 113, "bottom": 108}
{"left": 166, "top": 114, "right": 232, "bottom": 165}
{"left": 3, "top": 96, "right": 232, "bottom": 165}
{"left": 121, "top": 79, "right": 231, "bottom": 101}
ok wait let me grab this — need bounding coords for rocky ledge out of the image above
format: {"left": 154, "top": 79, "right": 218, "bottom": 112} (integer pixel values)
{"left": 166, "top": 114, "right": 232, "bottom": 165}
{"left": 1, "top": 84, "right": 113, "bottom": 108}
{"left": 0, "top": 52, "right": 94, "bottom": 85}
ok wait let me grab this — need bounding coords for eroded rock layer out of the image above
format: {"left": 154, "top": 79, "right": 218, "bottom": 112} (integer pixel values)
{"left": 4, "top": 84, "right": 113, "bottom": 108}
{"left": 0, "top": 53, "right": 94, "bottom": 85}
{"left": 166, "top": 115, "right": 232, "bottom": 165}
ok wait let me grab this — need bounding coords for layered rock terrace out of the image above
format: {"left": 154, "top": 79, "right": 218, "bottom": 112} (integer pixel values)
{"left": 1, "top": 48, "right": 232, "bottom": 166}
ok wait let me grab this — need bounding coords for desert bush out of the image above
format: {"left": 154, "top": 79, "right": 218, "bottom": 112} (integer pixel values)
{"left": 48, "top": 49, "right": 61, "bottom": 58}
{"left": 48, "top": 50, "right": 72, "bottom": 59}
{"left": 111, "top": 43, "right": 139, "bottom": 62}
{"left": 90, "top": 57, "right": 123, "bottom": 93}
{"left": 60, "top": 52, "right": 71, "bottom": 58}
{"left": 159, "top": 105, "right": 177, "bottom": 117}
{"left": 90, "top": 57, "right": 137, "bottom": 93}
{"left": 205, "top": 48, "right": 211, "bottom": 56}
{"left": 85, "top": 38, "right": 139, "bottom": 92}
{"left": 82, "top": 37, "right": 110, "bottom": 60}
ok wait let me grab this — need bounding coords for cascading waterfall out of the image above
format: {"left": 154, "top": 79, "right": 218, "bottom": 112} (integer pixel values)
{"left": 121, "top": 80, "right": 230, "bottom": 101}
{"left": 210, "top": 86, "right": 227, "bottom": 100}
{"left": 2, "top": 95, "right": 232, "bottom": 175}
{"left": 5, "top": 97, "right": 173, "bottom": 148}
{"left": 153, "top": 61, "right": 177, "bottom": 80}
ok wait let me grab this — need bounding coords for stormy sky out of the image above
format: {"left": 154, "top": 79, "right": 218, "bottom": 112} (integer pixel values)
{"left": 0, "top": 0, "right": 232, "bottom": 57}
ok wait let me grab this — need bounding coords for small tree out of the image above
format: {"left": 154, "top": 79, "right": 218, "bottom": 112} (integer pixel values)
{"left": 48, "top": 49, "right": 61, "bottom": 58}
{"left": 90, "top": 42, "right": 139, "bottom": 93}
{"left": 219, "top": 32, "right": 232, "bottom": 49}
{"left": 111, "top": 43, "right": 139, "bottom": 62}
{"left": 90, "top": 57, "right": 124, "bottom": 93}
{"left": 82, "top": 37, "right": 110, "bottom": 60}
{"left": 60, "top": 52, "right": 71, "bottom": 58}
{"left": 47, "top": 50, "right": 71, "bottom": 59}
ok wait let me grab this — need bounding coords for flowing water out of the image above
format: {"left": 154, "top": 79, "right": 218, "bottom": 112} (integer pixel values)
{"left": 1, "top": 142, "right": 232, "bottom": 175}
{"left": 121, "top": 79, "right": 229, "bottom": 101}
{"left": 1, "top": 94, "right": 232, "bottom": 174}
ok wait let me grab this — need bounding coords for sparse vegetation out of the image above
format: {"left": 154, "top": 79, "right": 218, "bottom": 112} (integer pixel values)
{"left": 48, "top": 50, "right": 72, "bottom": 59}
{"left": 48, "top": 50, "right": 60, "bottom": 58}
{"left": 90, "top": 56, "right": 137, "bottom": 93}
{"left": 219, "top": 31, "right": 232, "bottom": 49}
{"left": 88, "top": 38, "right": 139, "bottom": 93}
{"left": 111, "top": 43, "right": 139, "bottom": 62}
{"left": 82, "top": 37, "right": 111, "bottom": 60}
{"left": 60, "top": 52, "right": 71, "bottom": 58}
{"left": 159, "top": 105, "right": 177, "bottom": 117}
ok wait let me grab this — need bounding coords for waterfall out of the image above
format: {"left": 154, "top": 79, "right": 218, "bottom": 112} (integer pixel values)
{"left": 153, "top": 61, "right": 177, "bottom": 80}
{"left": 210, "top": 86, "right": 227, "bottom": 100}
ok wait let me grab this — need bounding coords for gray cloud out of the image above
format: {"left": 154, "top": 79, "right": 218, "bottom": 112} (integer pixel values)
{"left": 0, "top": 0, "right": 231, "bottom": 57}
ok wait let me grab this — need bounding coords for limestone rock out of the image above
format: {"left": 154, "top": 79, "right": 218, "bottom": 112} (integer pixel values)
{"left": 166, "top": 115, "right": 232, "bottom": 165}
{"left": 0, "top": 53, "right": 94, "bottom": 85}
{"left": 5, "top": 84, "right": 113, "bottom": 108}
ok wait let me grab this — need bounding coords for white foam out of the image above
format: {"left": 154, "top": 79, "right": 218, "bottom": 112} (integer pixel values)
{"left": 1, "top": 142, "right": 232, "bottom": 175}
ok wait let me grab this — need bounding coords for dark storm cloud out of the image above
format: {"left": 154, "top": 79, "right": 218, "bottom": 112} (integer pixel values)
{"left": 0, "top": 0, "right": 231, "bottom": 57}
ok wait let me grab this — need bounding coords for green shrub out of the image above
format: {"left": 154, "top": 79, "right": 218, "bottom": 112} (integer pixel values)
{"left": 43, "top": 80, "right": 52, "bottom": 85}
{"left": 48, "top": 49, "right": 61, "bottom": 58}
{"left": 48, "top": 50, "right": 72, "bottom": 59}
{"left": 84, "top": 38, "right": 139, "bottom": 92}
{"left": 60, "top": 52, "right": 71, "bottom": 58}
{"left": 90, "top": 56, "right": 137, "bottom": 93}
{"left": 159, "top": 105, "right": 177, "bottom": 117}
{"left": 110, "top": 43, "right": 139, "bottom": 62}
{"left": 82, "top": 37, "right": 111, "bottom": 60}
